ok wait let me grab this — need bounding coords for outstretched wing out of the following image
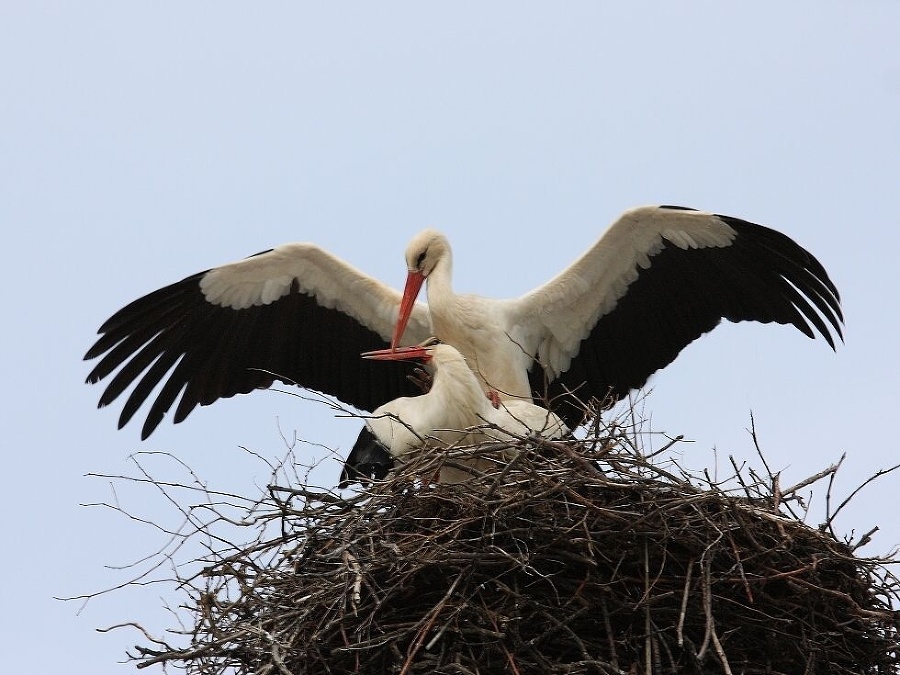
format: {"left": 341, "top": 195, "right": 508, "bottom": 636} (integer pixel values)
{"left": 85, "top": 243, "right": 433, "bottom": 438}
{"left": 513, "top": 206, "right": 842, "bottom": 420}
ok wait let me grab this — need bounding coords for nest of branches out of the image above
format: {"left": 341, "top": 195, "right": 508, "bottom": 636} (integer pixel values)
{"left": 130, "top": 415, "right": 900, "bottom": 675}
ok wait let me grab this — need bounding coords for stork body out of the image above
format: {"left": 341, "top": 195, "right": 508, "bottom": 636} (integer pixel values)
{"left": 85, "top": 205, "right": 842, "bottom": 438}
{"left": 340, "top": 342, "right": 568, "bottom": 485}
{"left": 406, "top": 237, "right": 535, "bottom": 401}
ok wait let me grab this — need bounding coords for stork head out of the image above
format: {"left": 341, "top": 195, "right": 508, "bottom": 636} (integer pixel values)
{"left": 405, "top": 229, "right": 448, "bottom": 278}
{"left": 392, "top": 230, "right": 451, "bottom": 349}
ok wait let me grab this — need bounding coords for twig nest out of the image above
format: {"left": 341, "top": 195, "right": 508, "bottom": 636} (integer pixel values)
{"left": 135, "top": 429, "right": 900, "bottom": 674}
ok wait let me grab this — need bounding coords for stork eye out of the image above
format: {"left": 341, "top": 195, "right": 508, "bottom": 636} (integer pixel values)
{"left": 416, "top": 251, "right": 427, "bottom": 268}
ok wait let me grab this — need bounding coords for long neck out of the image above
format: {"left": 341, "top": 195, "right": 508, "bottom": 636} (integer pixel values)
{"left": 425, "top": 249, "right": 453, "bottom": 305}
{"left": 426, "top": 252, "right": 469, "bottom": 351}
{"left": 427, "top": 352, "right": 490, "bottom": 429}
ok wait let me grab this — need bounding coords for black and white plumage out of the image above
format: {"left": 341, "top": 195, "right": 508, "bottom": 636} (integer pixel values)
{"left": 85, "top": 243, "right": 433, "bottom": 438}
{"left": 340, "top": 341, "right": 568, "bottom": 486}
{"left": 85, "top": 205, "right": 842, "bottom": 438}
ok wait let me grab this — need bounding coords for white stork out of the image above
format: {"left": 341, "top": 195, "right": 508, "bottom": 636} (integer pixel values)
{"left": 391, "top": 206, "right": 842, "bottom": 422}
{"left": 339, "top": 340, "right": 568, "bottom": 486}
{"left": 85, "top": 205, "right": 842, "bottom": 439}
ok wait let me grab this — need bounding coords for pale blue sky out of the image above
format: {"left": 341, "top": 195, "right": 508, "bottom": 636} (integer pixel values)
{"left": 2, "top": 4, "right": 899, "bottom": 672}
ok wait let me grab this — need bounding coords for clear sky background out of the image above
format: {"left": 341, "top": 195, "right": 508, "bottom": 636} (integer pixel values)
{"left": 2, "top": 3, "right": 899, "bottom": 672}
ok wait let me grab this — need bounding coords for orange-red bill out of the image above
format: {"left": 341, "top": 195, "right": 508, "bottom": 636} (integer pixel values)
{"left": 362, "top": 346, "right": 431, "bottom": 361}
{"left": 390, "top": 270, "right": 426, "bottom": 350}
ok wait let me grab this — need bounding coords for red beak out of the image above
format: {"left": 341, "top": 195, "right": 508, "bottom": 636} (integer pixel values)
{"left": 362, "top": 345, "right": 430, "bottom": 361}
{"left": 391, "top": 270, "right": 426, "bottom": 350}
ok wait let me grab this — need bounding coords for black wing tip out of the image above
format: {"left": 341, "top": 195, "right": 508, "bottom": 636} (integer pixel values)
{"left": 92, "top": 269, "right": 212, "bottom": 336}
{"left": 84, "top": 344, "right": 103, "bottom": 361}
{"left": 818, "top": 326, "right": 838, "bottom": 351}
{"left": 822, "top": 321, "right": 845, "bottom": 351}
{"left": 138, "top": 408, "right": 164, "bottom": 440}
{"left": 658, "top": 204, "right": 698, "bottom": 212}
{"left": 716, "top": 212, "right": 845, "bottom": 348}
{"left": 785, "top": 316, "right": 841, "bottom": 351}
